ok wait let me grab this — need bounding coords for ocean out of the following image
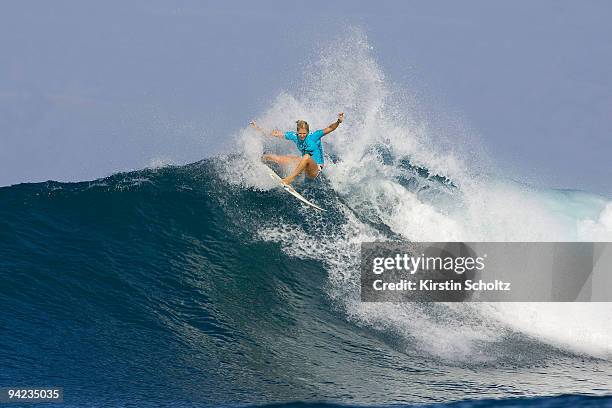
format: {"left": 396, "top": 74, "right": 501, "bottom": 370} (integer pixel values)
{"left": 2, "top": 33, "right": 611, "bottom": 407}
{"left": 1, "top": 157, "right": 611, "bottom": 407}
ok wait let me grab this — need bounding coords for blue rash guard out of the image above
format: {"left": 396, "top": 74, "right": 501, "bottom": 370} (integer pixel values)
{"left": 284, "top": 129, "right": 325, "bottom": 165}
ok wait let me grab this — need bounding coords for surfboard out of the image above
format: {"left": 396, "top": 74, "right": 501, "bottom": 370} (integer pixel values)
{"left": 264, "top": 165, "right": 326, "bottom": 212}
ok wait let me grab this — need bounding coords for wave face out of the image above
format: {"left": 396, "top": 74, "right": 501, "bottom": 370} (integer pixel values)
{"left": 2, "top": 31, "right": 612, "bottom": 406}
{"left": 1, "top": 160, "right": 611, "bottom": 406}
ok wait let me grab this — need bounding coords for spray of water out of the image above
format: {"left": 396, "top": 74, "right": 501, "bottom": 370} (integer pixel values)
{"left": 224, "top": 28, "right": 612, "bottom": 362}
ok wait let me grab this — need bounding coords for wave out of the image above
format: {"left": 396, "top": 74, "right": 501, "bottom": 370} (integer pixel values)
{"left": 1, "top": 156, "right": 611, "bottom": 405}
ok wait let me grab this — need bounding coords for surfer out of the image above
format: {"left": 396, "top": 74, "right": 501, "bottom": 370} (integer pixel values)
{"left": 250, "top": 112, "right": 344, "bottom": 185}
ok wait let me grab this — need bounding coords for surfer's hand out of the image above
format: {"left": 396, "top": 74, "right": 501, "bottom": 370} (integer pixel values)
{"left": 271, "top": 129, "right": 284, "bottom": 138}
{"left": 250, "top": 120, "right": 267, "bottom": 135}
{"left": 337, "top": 112, "right": 344, "bottom": 123}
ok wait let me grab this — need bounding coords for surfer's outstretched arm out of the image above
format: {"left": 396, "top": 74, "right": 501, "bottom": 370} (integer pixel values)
{"left": 323, "top": 112, "right": 344, "bottom": 135}
{"left": 250, "top": 120, "right": 284, "bottom": 139}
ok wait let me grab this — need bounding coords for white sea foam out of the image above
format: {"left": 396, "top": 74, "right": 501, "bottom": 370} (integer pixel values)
{"left": 228, "top": 28, "right": 612, "bottom": 361}
{"left": 578, "top": 202, "right": 612, "bottom": 241}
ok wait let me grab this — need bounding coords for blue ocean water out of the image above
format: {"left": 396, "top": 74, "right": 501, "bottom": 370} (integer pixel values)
{"left": 1, "top": 158, "right": 611, "bottom": 407}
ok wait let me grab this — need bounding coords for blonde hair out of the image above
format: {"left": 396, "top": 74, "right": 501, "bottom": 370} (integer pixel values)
{"left": 296, "top": 120, "right": 309, "bottom": 133}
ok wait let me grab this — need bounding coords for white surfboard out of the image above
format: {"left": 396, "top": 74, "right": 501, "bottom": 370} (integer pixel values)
{"left": 264, "top": 165, "right": 326, "bottom": 212}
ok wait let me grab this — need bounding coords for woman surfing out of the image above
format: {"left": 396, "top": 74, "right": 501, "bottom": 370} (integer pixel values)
{"left": 250, "top": 112, "right": 344, "bottom": 185}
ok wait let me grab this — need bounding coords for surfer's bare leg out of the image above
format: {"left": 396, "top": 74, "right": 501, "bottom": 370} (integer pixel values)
{"left": 262, "top": 154, "right": 301, "bottom": 166}
{"left": 282, "top": 154, "right": 319, "bottom": 185}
